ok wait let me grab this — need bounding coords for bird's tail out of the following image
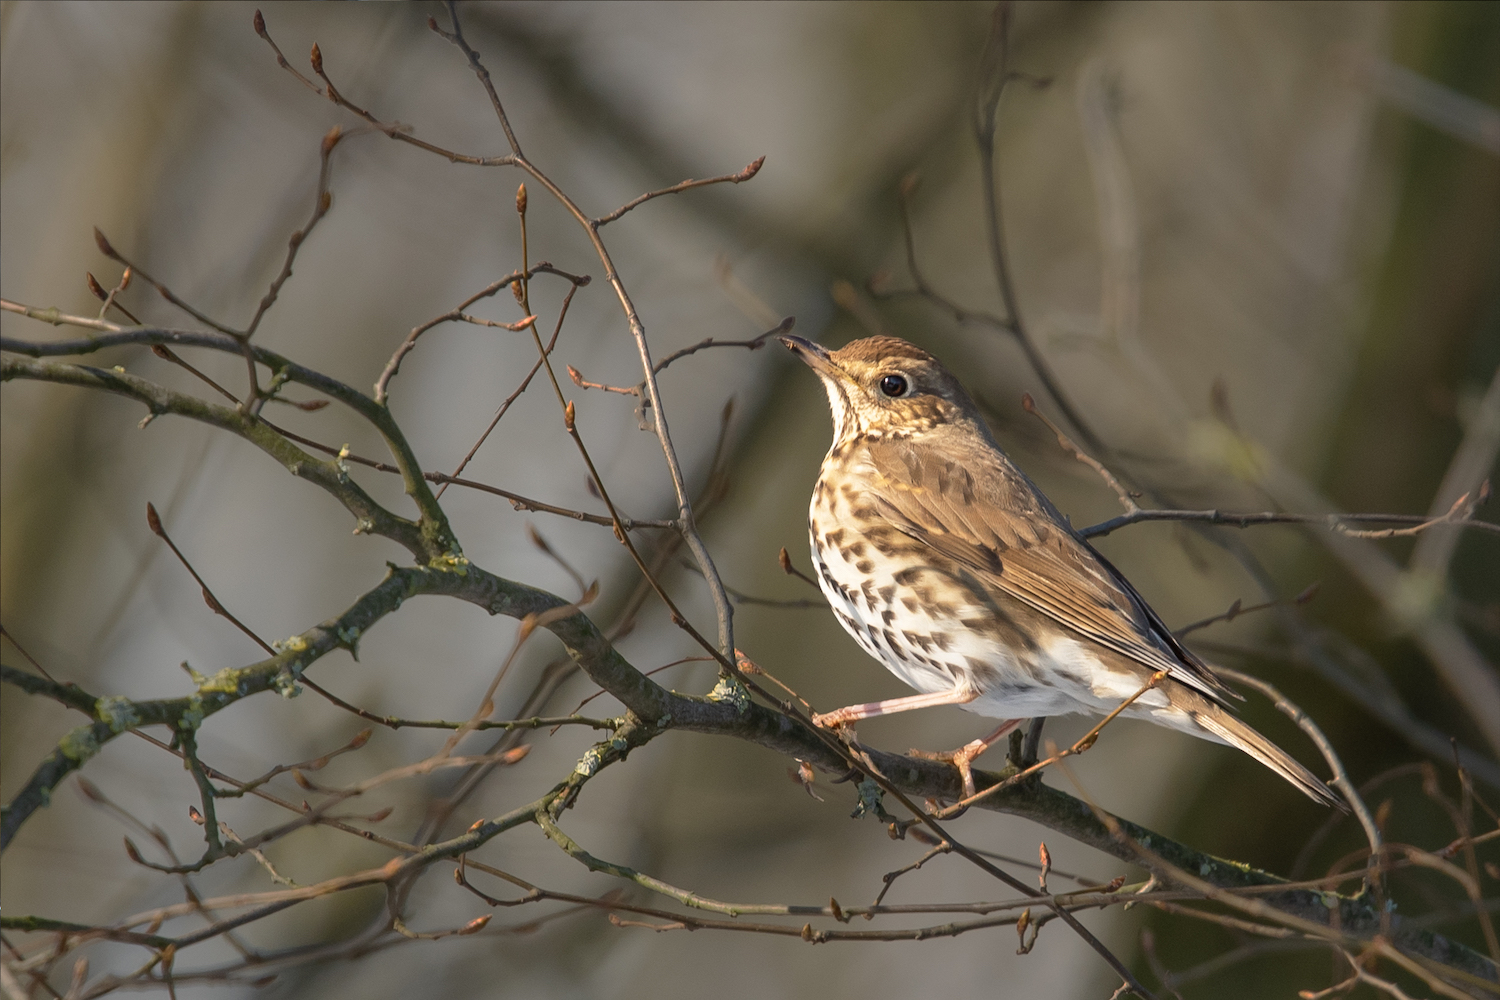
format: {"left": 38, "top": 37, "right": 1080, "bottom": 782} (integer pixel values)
{"left": 1193, "top": 702, "right": 1347, "bottom": 810}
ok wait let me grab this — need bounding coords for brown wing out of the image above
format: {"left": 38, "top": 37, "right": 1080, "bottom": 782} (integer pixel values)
{"left": 861, "top": 437, "right": 1238, "bottom": 705}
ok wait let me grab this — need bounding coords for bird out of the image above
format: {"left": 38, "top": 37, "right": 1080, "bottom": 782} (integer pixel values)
{"left": 780, "top": 332, "right": 1341, "bottom": 807}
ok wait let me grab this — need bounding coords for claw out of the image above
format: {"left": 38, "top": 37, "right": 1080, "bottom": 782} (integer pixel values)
{"left": 911, "top": 737, "right": 989, "bottom": 797}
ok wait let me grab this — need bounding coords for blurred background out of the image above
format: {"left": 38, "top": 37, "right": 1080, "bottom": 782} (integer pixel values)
{"left": 2, "top": 2, "right": 1497, "bottom": 997}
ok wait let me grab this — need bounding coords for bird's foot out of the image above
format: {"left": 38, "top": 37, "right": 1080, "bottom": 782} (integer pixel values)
{"left": 910, "top": 737, "right": 991, "bottom": 799}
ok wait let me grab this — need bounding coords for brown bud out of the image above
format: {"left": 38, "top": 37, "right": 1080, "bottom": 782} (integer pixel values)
{"left": 742, "top": 155, "right": 765, "bottom": 180}
{"left": 1104, "top": 875, "right": 1126, "bottom": 892}
{"left": 512, "top": 280, "right": 525, "bottom": 304}
{"left": 76, "top": 777, "right": 106, "bottom": 802}
{"left": 501, "top": 744, "right": 532, "bottom": 765}
{"left": 778, "top": 547, "right": 793, "bottom": 574}
{"left": 515, "top": 183, "right": 527, "bottom": 216}
{"left": 829, "top": 897, "right": 844, "bottom": 922}
{"left": 253, "top": 9, "right": 266, "bottom": 36}
{"left": 145, "top": 502, "right": 164, "bottom": 536}
{"left": 426, "top": 16, "right": 439, "bottom": 32}
{"left": 563, "top": 400, "right": 576, "bottom": 430}
{"left": 365, "top": 806, "right": 393, "bottom": 823}
{"left": 459, "top": 914, "right": 492, "bottom": 935}
{"left": 310, "top": 42, "right": 323, "bottom": 75}
{"left": 348, "top": 728, "right": 373, "bottom": 749}
{"left": 292, "top": 768, "right": 313, "bottom": 789}
{"left": 319, "top": 190, "right": 333, "bottom": 213}
{"left": 800, "top": 923, "right": 814, "bottom": 942}
{"left": 1295, "top": 582, "right": 1321, "bottom": 605}
{"left": 119, "top": 267, "right": 132, "bottom": 289}
{"left": 188, "top": 805, "right": 205, "bottom": 825}
{"left": 201, "top": 588, "right": 224, "bottom": 614}
{"left": 86, "top": 272, "right": 108, "bottom": 301}
{"left": 93, "top": 227, "right": 116, "bottom": 258}
{"left": 151, "top": 345, "right": 172, "bottom": 360}
{"left": 467, "top": 818, "right": 485, "bottom": 833}
{"left": 566, "top": 365, "right": 583, "bottom": 386}
{"left": 1224, "top": 598, "right": 1243, "bottom": 621}
{"left": 304, "top": 755, "right": 330, "bottom": 772}
{"left": 321, "top": 124, "right": 342, "bottom": 156}
{"left": 123, "top": 837, "right": 144, "bottom": 864}
{"left": 294, "top": 398, "right": 330, "bottom": 411}
{"left": 1021, "top": 392, "right": 1036, "bottom": 413}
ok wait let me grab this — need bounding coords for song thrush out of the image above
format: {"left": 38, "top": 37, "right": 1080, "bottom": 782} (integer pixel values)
{"left": 782, "top": 333, "right": 1339, "bottom": 806}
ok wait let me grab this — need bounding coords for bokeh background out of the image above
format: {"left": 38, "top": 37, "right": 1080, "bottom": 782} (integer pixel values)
{"left": 3, "top": 2, "right": 1497, "bottom": 997}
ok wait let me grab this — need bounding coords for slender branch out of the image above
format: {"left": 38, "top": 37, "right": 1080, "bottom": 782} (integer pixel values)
{"left": 144, "top": 502, "right": 275, "bottom": 656}
{"left": 249, "top": 421, "right": 675, "bottom": 530}
{"left": 0, "top": 317, "right": 459, "bottom": 557}
{"left": 1079, "top": 506, "right": 1498, "bottom": 541}
{"left": 1214, "top": 668, "right": 1382, "bottom": 885}
{"left": 88, "top": 229, "right": 239, "bottom": 338}
{"left": 299, "top": 677, "right": 615, "bottom": 733}
{"left": 373, "top": 263, "right": 586, "bottom": 405}
{"left": 437, "top": 281, "right": 581, "bottom": 497}
{"left": 1, "top": 354, "right": 430, "bottom": 559}
{"left": 242, "top": 125, "right": 346, "bottom": 341}
{"left": 972, "top": 6, "right": 1102, "bottom": 453}
{"left": 428, "top": 3, "right": 738, "bottom": 663}
{"left": 567, "top": 316, "right": 795, "bottom": 396}
{"left": 593, "top": 156, "right": 765, "bottom": 227}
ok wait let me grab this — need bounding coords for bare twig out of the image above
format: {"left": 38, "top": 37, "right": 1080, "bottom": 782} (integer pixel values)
{"left": 437, "top": 281, "right": 582, "bottom": 497}
{"left": 373, "top": 262, "right": 586, "bottom": 405}
{"left": 144, "top": 502, "right": 274, "bottom": 656}
{"left": 593, "top": 156, "right": 765, "bottom": 227}
{"left": 428, "top": 3, "right": 739, "bottom": 664}
{"left": 1213, "top": 668, "right": 1379, "bottom": 885}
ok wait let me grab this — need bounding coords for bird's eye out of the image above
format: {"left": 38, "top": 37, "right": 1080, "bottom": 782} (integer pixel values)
{"left": 879, "top": 374, "right": 908, "bottom": 398}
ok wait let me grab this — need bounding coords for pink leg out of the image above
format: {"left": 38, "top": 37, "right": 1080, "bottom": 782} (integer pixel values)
{"left": 812, "top": 688, "right": 979, "bottom": 728}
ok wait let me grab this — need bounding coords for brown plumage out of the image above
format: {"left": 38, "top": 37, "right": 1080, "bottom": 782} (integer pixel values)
{"left": 783, "top": 333, "right": 1341, "bottom": 807}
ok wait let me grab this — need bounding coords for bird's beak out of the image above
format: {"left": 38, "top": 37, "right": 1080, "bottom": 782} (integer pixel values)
{"left": 779, "top": 335, "right": 839, "bottom": 377}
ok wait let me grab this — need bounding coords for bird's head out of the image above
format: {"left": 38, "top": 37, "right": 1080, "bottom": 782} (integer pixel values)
{"left": 779, "top": 334, "right": 990, "bottom": 446}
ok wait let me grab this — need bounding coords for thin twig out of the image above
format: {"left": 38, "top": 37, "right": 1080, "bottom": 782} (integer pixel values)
{"left": 437, "top": 282, "right": 581, "bottom": 497}
{"left": 593, "top": 157, "right": 765, "bottom": 227}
